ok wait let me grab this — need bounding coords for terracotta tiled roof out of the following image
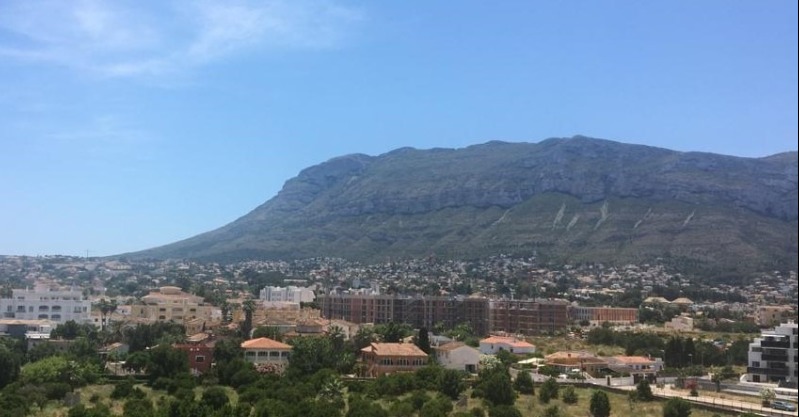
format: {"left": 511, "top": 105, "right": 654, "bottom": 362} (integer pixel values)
{"left": 241, "top": 337, "right": 291, "bottom": 350}
{"left": 362, "top": 343, "right": 428, "bottom": 357}
{"left": 610, "top": 356, "right": 655, "bottom": 365}
{"left": 434, "top": 341, "right": 467, "bottom": 351}
{"left": 480, "top": 336, "right": 535, "bottom": 348}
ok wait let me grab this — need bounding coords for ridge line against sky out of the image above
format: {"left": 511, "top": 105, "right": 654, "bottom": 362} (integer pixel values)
{"left": 0, "top": 0, "right": 796, "bottom": 257}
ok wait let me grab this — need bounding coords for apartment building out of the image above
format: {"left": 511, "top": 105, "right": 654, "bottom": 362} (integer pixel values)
{"left": 489, "top": 299, "right": 570, "bottom": 335}
{"left": 569, "top": 306, "right": 639, "bottom": 326}
{"left": 259, "top": 286, "right": 315, "bottom": 306}
{"left": 0, "top": 286, "right": 91, "bottom": 324}
{"left": 128, "top": 286, "right": 216, "bottom": 326}
{"left": 747, "top": 322, "right": 798, "bottom": 386}
{"left": 318, "top": 294, "right": 490, "bottom": 336}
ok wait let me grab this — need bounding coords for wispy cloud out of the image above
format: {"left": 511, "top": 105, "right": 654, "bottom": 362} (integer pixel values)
{"left": 0, "top": 0, "right": 363, "bottom": 77}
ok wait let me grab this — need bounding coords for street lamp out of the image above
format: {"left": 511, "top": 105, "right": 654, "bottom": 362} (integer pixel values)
{"left": 688, "top": 353, "right": 693, "bottom": 366}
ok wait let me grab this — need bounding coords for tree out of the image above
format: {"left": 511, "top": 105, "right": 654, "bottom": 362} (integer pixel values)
{"left": 353, "top": 326, "right": 375, "bottom": 351}
{"left": 415, "top": 327, "right": 432, "bottom": 354}
{"left": 96, "top": 299, "right": 118, "bottom": 331}
{"left": 477, "top": 367, "right": 515, "bottom": 406}
{"left": 759, "top": 388, "right": 776, "bottom": 406}
{"left": 541, "top": 405, "right": 561, "bottom": 417}
{"left": 513, "top": 371, "right": 533, "bottom": 395}
{"left": 123, "top": 351, "right": 149, "bottom": 373}
{"left": 561, "top": 386, "right": 578, "bottom": 404}
{"left": 636, "top": 379, "right": 654, "bottom": 401}
{"left": 438, "top": 369, "right": 466, "bottom": 400}
{"left": 663, "top": 397, "right": 692, "bottom": 417}
{"left": 589, "top": 390, "right": 610, "bottom": 417}
{"left": 0, "top": 346, "right": 20, "bottom": 389}
{"left": 538, "top": 378, "right": 559, "bottom": 404}
{"left": 241, "top": 298, "right": 257, "bottom": 339}
{"left": 202, "top": 386, "right": 230, "bottom": 410}
{"left": 122, "top": 398, "right": 153, "bottom": 417}
{"left": 146, "top": 344, "right": 188, "bottom": 381}
{"left": 419, "top": 395, "right": 453, "bottom": 417}
{"left": 252, "top": 326, "right": 283, "bottom": 341}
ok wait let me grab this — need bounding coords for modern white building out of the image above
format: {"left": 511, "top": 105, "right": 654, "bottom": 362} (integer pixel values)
{"left": 0, "top": 286, "right": 91, "bottom": 324}
{"left": 747, "top": 322, "right": 798, "bottom": 385}
{"left": 259, "top": 286, "right": 315, "bottom": 305}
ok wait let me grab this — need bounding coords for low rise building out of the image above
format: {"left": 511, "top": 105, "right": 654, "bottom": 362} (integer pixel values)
{"left": 360, "top": 342, "right": 428, "bottom": 377}
{"left": 128, "top": 286, "right": 217, "bottom": 329}
{"left": 241, "top": 337, "right": 292, "bottom": 374}
{"left": 479, "top": 336, "right": 536, "bottom": 355}
{"left": 665, "top": 314, "right": 694, "bottom": 332}
{"left": 433, "top": 341, "right": 480, "bottom": 373}
{"left": 545, "top": 351, "right": 608, "bottom": 377}
{"left": 0, "top": 286, "right": 91, "bottom": 324}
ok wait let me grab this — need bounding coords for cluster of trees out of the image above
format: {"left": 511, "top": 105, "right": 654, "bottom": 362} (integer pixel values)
{"left": 584, "top": 327, "right": 751, "bottom": 371}
{"left": 664, "top": 336, "right": 749, "bottom": 369}
{"left": 585, "top": 327, "right": 665, "bottom": 356}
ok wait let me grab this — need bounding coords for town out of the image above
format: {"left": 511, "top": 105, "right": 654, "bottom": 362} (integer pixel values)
{"left": 0, "top": 254, "right": 796, "bottom": 417}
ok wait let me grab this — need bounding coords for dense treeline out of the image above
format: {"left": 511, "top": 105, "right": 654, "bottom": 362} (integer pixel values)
{"left": 584, "top": 328, "right": 751, "bottom": 370}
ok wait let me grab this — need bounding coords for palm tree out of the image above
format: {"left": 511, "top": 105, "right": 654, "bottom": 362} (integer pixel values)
{"left": 241, "top": 298, "right": 257, "bottom": 339}
{"left": 328, "top": 325, "right": 345, "bottom": 351}
{"left": 97, "top": 298, "right": 117, "bottom": 331}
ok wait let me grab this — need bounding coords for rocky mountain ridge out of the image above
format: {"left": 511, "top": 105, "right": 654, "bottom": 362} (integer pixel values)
{"left": 126, "top": 136, "right": 798, "bottom": 278}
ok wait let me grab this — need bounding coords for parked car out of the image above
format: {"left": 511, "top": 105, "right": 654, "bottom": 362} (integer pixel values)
{"left": 771, "top": 400, "right": 797, "bottom": 411}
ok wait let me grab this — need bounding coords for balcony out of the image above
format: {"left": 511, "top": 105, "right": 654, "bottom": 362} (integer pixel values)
{"left": 748, "top": 367, "right": 789, "bottom": 377}
{"left": 761, "top": 354, "right": 788, "bottom": 362}
{"left": 761, "top": 340, "right": 790, "bottom": 349}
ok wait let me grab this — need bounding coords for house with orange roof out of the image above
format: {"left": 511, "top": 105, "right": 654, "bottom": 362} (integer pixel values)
{"left": 544, "top": 351, "right": 608, "bottom": 377}
{"left": 606, "top": 355, "right": 663, "bottom": 377}
{"left": 360, "top": 342, "right": 428, "bottom": 377}
{"left": 479, "top": 336, "right": 536, "bottom": 355}
{"left": 241, "top": 337, "right": 292, "bottom": 373}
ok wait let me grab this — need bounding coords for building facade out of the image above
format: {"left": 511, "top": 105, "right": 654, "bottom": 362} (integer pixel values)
{"left": 360, "top": 342, "right": 428, "bottom": 377}
{"left": 0, "top": 286, "right": 91, "bottom": 324}
{"left": 433, "top": 342, "right": 480, "bottom": 373}
{"left": 747, "top": 322, "right": 798, "bottom": 386}
{"left": 241, "top": 337, "right": 292, "bottom": 373}
{"left": 128, "top": 286, "right": 216, "bottom": 328}
{"left": 489, "top": 299, "right": 569, "bottom": 335}
{"left": 259, "top": 286, "right": 315, "bottom": 305}
{"left": 569, "top": 306, "right": 639, "bottom": 326}
{"left": 318, "top": 294, "right": 490, "bottom": 336}
{"left": 755, "top": 306, "right": 795, "bottom": 328}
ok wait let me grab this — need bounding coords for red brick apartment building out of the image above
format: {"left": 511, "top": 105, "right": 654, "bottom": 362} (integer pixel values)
{"left": 319, "top": 294, "right": 568, "bottom": 336}
{"left": 489, "top": 299, "right": 570, "bottom": 335}
{"left": 319, "top": 294, "right": 490, "bottom": 335}
{"left": 568, "top": 306, "right": 639, "bottom": 325}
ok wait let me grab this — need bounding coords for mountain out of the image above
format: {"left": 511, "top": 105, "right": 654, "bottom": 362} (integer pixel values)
{"left": 126, "top": 136, "right": 798, "bottom": 277}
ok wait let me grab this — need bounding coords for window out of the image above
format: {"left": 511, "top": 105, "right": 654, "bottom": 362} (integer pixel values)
{"left": 753, "top": 361, "right": 760, "bottom": 368}
{"left": 195, "top": 356, "right": 205, "bottom": 363}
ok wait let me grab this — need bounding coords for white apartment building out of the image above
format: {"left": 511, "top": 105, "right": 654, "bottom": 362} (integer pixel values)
{"left": 0, "top": 286, "right": 92, "bottom": 324}
{"left": 747, "top": 321, "right": 798, "bottom": 385}
{"left": 259, "top": 286, "right": 315, "bottom": 305}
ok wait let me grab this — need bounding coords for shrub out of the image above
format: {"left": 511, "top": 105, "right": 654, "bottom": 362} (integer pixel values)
{"left": 561, "top": 386, "right": 578, "bottom": 404}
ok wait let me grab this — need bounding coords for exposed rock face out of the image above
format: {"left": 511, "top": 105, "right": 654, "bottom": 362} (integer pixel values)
{"left": 127, "top": 136, "right": 798, "bottom": 277}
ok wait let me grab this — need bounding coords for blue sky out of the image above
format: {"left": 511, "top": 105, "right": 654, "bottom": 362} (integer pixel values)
{"left": 1, "top": 0, "right": 796, "bottom": 257}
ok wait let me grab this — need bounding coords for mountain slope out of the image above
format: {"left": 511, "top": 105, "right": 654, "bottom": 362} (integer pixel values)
{"left": 126, "top": 136, "right": 798, "bottom": 276}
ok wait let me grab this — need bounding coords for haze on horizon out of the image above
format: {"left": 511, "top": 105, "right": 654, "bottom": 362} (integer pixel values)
{"left": 0, "top": 0, "right": 796, "bottom": 257}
